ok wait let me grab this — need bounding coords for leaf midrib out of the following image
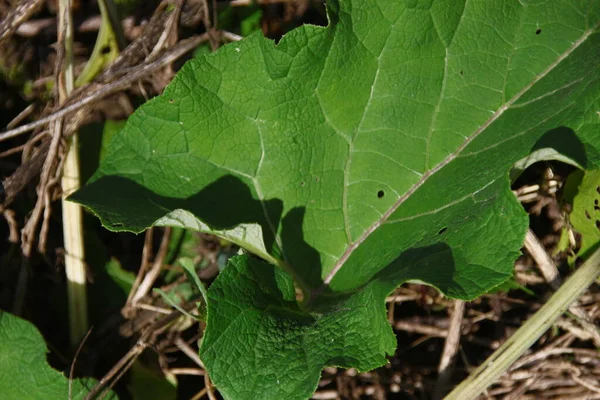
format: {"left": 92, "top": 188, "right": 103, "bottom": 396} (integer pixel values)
{"left": 320, "top": 21, "right": 599, "bottom": 290}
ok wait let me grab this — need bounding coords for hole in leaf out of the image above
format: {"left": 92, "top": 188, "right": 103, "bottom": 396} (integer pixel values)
{"left": 377, "top": 190, "right": 385, "bottom": 198}
{"left": 596, "top": 220, "right": 600, "bottom": 230}
{"left": 597, "top": 186, "right": 600, "bottom": 195}
{"left": 101, "top": 45, "right": 111, "bottom": 54}
{"left": 315, "top": 177, "right": 320, "bottom": 182}
{"left": 300, "top": 181, "right": 305, "bottom": 187}
{"left": 438, "top": 227, "right": 447, "bottom": 235}
{"left": 585, "top": 210, "right": 592, "bottom": 219}
{"left": 459, "top": 70, "right": 464, "bottom": 76}
{"left": 169, "top": 99, "right": 174, "bottom": 104}
{"left": 535, "top": 28, "right": 542, "bottom": 35}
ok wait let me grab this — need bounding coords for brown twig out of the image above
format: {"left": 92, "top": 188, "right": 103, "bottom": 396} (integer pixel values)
{"left": 6, "top": 103, "right": 36, "bottom": 129}
{"left": 131, "top": 228, "right": 172, "bottom": 305}
{"left": 84, "top": 301, "right": 198, "bottom": 400}
{"left": 68, "top": 328, "right": 93, "bottom": 400}
{"left": 1, "top": 138, "right": 50, "bottom": 209}
{"left": 2, "top": 209, "right": 19, "bottom": 243}
{"left": 204, "top": 372, "right": 218, "bottom": 400}
{"left": 38, "top": 148, "right": 66, "bottom": 254}
{"left": 151, "top": 0, "right": 185, "bottom": 56}
{"left": 123, "top": 229, "right": 155, "bottom": 317}
{"left": 166, "top": 367, "right": 205, "bottom": 376}
{"left": 0, "top": 34, "right": 209, "bottom": 143}
{"left": 433, "top": 300, "right": 465, "bottom": 399}
{"left": 0, "top": 0, "right": 44, "bottom": 45}
{"left": 189, "top": 387, "right": 208, "bottom": 400}
{"left": 20, "top": 120, "right": 63, "bottom": 258}
{"left": 525, "top": 229, "right": 600, "bottom": 346}
{"left": 97, "top": 1, "right": 172, "bottom": 82}
{"left": 174, "top": 336, "right": 206, "bottom": 369}
{"left": 524, "top": 229, "right": 561, "bottom": 290}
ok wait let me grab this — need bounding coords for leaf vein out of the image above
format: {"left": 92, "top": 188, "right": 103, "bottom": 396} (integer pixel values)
{"left": 318, "top": 19, "right": 599, "bottom": 291}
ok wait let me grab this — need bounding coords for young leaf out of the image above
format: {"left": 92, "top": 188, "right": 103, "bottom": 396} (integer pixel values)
{"left": 70, "top": 1, "right": 600, "bottom": 398}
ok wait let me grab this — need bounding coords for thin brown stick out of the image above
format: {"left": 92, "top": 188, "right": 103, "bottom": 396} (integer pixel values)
{"left": 84, "top": 302, "right": 197, "bottom": 399}
{"left": 20, "top": 120, "right": 62, "bottom": 257}
{"left": 174, "top": 337, "right": 205, "bottom": 369}
{"left": 0, "top": 0, "right": 44, "bottom": 45}
{"left": 511, "top": 347, "right": 600, "bottom": 371}
{"left": 1, "top": 138, "right": 50, "bottom": 209}
{"left": 433, "top": 300, "right": 465, "bottom": 400}
{"left": 0, "top": 34, "right": 208, "bottom": 143}
{"left": 167, "top": 367, "right": 205, "bottom": 376}
{"left": 0, "top": 133, "right": 44, "bottom": 159}
{"left": 99, "top": 351, "right": 138, "bottom": 400}
{"left": 131, "top": 228, "right": 172, "bottom": 305}
{"left": 524, "top": 229, "right": 561, "bottom": 289}
{"left": 204, "top": 373, "right": 218, "bottom": 400}
{"left": 124, "top": 229, "right": 155, "bottom": 315}
{"left": 69, "top": 328, "right": 93, "bottom": 400}
{"left": 394, "top": 320, "right": 446, "bottom": 337}
{"left": 502, "top": 377, "right": 537, "bottom": 400}
{"left": 151, "top": 0, "right": 184, "bottom": 56}
{"left": 2, "top": 210, "right": 19, "bottom": 243}
{"left": 86, "top": 340, "right": 151, "bottom": 400}
{"left": 525, "top": 229, "right": 600, "bottom": 346}
{"left": 6, "top": 103, "right": 36, "bottom": 129}
{"left": 189, "top": 388, "right": 208, "bottom": 400}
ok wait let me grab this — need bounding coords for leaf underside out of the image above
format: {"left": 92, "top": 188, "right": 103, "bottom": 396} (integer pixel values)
{"left": 71, "top": 0, "right": 600, "bottom": 398}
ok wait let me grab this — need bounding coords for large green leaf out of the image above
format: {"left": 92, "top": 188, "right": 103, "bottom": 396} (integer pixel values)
{"left": 0, "top": 311, "right": 115, "bottom": 399}
{"left": 71, "top": 0, "right": 600, "bottom": 398}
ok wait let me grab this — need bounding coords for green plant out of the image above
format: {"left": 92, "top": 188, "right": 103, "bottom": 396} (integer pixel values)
{"left": 0, "top": 312, "right": 115, "bottom": 400}
{"left": 71, "top": 1, "right": 600, "bottom": 399}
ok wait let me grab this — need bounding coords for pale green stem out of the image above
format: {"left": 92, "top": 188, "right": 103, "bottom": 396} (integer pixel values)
{"left": 445, "top": 246, "right": 600, "bottom": 399}
{"left": 59, "top": 0, "right": 88, "bottom": 348}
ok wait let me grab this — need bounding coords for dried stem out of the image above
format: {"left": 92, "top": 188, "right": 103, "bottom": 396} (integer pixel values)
{"left": 0, "top": 34, "right": 208, "bottom": 143}
{"left": 445, "top": 246, "right": 600, "bottom": 399}
{"left": 433, "top": 299, "right": 465, "bottom": 399}
{"left": 0, "top": 0, "right": 44, "bottom": 44}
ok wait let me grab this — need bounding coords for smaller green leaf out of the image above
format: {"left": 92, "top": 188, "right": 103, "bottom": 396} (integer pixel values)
{"left": 0, "top": 311, "right": 117, "bottom": 400}
{"left": 566, "top": 170, "right": 600, "bottom": 259}
{"left": 75, "top": 0, "right": 124, "bottom": 86}
{"left": 106, "top": 257, "right": 136, "bottom": 294}
{"left": 179, "top": 257, "right": 208, "bottom": 304}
